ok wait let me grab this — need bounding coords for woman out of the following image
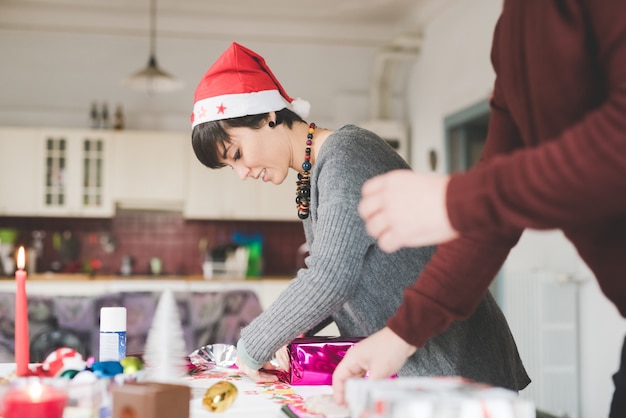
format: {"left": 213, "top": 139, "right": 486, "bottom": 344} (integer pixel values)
{"left": 190, "top": 42, "right": 530, "bottom": 391}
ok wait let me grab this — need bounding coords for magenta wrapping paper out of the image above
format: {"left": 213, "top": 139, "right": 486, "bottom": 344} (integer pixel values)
{"left": 268, "top": 336, "right": 364, "bottom": 386}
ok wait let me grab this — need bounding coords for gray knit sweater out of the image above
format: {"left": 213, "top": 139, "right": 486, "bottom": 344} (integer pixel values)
{"left": 237, "top": 125, "right": 530, "bottom": 390}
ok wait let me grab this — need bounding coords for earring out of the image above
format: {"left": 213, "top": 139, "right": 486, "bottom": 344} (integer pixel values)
{"left": 268, "top": 121, "right": 276, "bottom": 128}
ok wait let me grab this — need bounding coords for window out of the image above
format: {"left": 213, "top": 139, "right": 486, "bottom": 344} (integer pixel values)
{"left": 443, "top": 99, "right": 504, "bottom": 302}
{"left": 444, "top": 99, "right": 490, "bottom": 173}
{"left": 44, "top": 137, "right": 67, "bottom": 207}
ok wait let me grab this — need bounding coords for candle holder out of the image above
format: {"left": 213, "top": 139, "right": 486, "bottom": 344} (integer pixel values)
{"left": 1, "top": 376, "right": 112, "bottom": 418}
{"left": 64, "top": 377, "right": 112, "bottom": 418}
{"left": 3, "top": 377, "right": 68, "bottom": 418}
{"left": 0, "top": 377, "right": 10, "bottom": 417}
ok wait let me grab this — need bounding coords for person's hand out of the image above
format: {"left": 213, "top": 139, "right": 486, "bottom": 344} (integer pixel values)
{"left": 235, "top": 354, "right": 279, "bottom": 382}
{"left": 261, "top": 345, "right": 290, "bottom": 372}
{"left": 332, "top": 327, "right": 417, "bottom": 405}
{"left": 358, "top": 170, "right": 459, "bottom": 252}
{"left": 273, "top": 345, "right": 290, "bottom": 371}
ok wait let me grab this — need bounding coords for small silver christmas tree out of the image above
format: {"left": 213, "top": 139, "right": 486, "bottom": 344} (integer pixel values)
{"left": 143, "top": 289, "right": 188, "bottom": 382}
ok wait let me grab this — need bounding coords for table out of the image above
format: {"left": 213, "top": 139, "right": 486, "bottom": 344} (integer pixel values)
{"left": 0, "top": 364, "right": 333, "bottom": 418}
{"left": 186, "top": 367, "right": 332, "bottom": 418}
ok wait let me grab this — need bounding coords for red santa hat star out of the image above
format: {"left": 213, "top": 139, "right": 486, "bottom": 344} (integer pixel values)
{"left": 191, "top": 42, "right": 310, "bottom": 129}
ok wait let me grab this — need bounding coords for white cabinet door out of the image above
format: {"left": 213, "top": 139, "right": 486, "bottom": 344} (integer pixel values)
{"left": 183, "top": 157, "right": 218, "bottom": 218}
{"left": 255, "top": 172, "right": 299, "bottom": 221}
{"left": 0, "top": 128, "right": 39, "bottom": 216}
{"left": 111, "top": 131, "right": 187, "bottom": 210}
{"left": 184, "top": 147, "right": 298, "bottom": 221}
{"left": 0, "top": 127, "right": 113, "bottom": 217}
{"left": 184, "top": 151, "right": 240, "bottom": 219}
{"left": 37, "top": 129, "right": 115, "bottom": 217}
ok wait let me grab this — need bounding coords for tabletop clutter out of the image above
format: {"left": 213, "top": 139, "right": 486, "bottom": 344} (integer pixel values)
{"left": 0, "top": 253, "right": 536, "bottom": 417}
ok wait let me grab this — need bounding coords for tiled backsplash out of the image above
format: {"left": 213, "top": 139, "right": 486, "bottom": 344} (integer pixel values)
{"left": 0, "top": 211, "right": 306, "bottom": 277}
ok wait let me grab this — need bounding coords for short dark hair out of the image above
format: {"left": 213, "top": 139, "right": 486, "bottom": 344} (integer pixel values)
{"left": 191, "top": 108, "right": 305, "bottom": 169}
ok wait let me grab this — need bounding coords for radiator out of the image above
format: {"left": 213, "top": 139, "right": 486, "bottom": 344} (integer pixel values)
{"left": 502, "top": 270, "right": 581, "bottom": 418}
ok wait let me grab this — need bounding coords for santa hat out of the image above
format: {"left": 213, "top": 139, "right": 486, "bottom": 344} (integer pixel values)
{"left": 191, "top": 42, "right": 310, "bottom": 129}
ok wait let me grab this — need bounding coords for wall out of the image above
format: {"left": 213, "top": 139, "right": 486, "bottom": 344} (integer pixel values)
{"left": 407, "top": 0, "right": 500, "bottom": 172}
{"left": 504, "top": 231, "right": 626, "bottom": 418}
{"left": 0, "top": 213, "right": 305, "bottom": 277}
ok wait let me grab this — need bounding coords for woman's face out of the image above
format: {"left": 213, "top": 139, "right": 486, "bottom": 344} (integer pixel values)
{"left": 220, "top": 124, "right": 292, "bottom": 185}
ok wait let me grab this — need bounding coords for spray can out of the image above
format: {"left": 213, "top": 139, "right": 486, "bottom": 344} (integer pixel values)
{"left": 99, "top": 307, "right": 127, "bottom": 361}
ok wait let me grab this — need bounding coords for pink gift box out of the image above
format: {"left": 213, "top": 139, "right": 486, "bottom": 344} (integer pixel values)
{"left": 264, "top": 336, "right": 363, "bottom": 386}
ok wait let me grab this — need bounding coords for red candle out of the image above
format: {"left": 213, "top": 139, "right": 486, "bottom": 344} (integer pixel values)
{"left": 3, "top": 380, "right": 67, "bottom": 418}
{"left": 15, "top": 246, "right": 30, "bottom": 376}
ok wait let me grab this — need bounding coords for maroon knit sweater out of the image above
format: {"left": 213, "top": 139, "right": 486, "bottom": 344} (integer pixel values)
{"left": 388, "top": 0, "right": 626, "bottom": 348}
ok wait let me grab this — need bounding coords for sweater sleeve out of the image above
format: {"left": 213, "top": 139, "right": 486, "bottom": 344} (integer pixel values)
{"left": 447, "top": 2, "right": 626, "bottom": 234}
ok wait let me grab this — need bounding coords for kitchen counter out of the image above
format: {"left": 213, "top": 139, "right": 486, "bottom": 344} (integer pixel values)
{"left": 0, "top": 273, "right": 293, "bottom": 310}
{"left": 0, "top": 273, "right": 292, "bottom": 281}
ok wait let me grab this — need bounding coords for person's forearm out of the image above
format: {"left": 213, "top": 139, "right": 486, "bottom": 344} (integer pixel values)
{"left": 448, "top": 111, "right": 626, "bottom": 234}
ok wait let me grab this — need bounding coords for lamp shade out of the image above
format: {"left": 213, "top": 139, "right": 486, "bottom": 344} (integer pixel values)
{"left": 122, "top": 55, "right": 183, "bottom": 93}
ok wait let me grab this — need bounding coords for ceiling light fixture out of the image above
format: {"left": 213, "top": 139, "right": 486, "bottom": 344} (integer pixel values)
{"left": 122, "top": 0, "right": 183, "bottom": 94}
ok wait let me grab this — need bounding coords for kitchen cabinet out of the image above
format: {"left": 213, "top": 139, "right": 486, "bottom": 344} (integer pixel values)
{"left": 0, "top": 126, "right": 299, "bottom": 220}
{"left": 0, "top": 127, "right": 114, "bottom": 217}
{"left": 111, "top": 131, "right": 187, "bottom": 210}
{"left": 0, "top": 128, "right": 39, "bottom": 216}
{"left": 256, "top": 174, "right": 299, "bottom": 221}
{"left": 38, "top": 128, "right": 115, "bottom": 217}
{"left": 184, "top": 147, "right": 297, "bottom": 221}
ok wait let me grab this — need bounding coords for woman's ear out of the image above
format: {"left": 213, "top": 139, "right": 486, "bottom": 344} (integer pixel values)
{"left": 267, "top": 111, "right": 277, "bottom": 128}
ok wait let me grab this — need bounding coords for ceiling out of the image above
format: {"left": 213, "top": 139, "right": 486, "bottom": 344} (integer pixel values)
{"left": 8, "top": 0, "right": 418, "bottom": 23}
{"left": 0, "top": 0, "right": 426, "bottom": 47}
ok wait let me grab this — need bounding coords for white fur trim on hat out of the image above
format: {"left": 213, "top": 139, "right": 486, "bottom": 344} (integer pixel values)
{"left": 291, "top": 97, "right": 311, "bottom": 119}
{"left": 192, "top": 90, "right": 289, "bottom": 129}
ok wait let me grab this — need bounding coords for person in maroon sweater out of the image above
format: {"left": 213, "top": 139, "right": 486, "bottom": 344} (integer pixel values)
{"left": 332, "top": 0, "right": 626, "bottom": 416}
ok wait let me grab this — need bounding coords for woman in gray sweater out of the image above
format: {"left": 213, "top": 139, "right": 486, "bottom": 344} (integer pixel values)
{"left": 190, "top": 42, "right": 530, "bottom": 391}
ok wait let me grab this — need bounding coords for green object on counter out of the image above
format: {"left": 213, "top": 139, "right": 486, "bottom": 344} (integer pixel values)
{"left": 246, "top": 240, "right": 263, "bottom": 278}
{"left": 0, "top": 228, "right": 18, "bottom": 244}
{"left": 121, "top": 356, "right": 144, "bottom": 374}
{"left": 60, "top": 369, "right": 80, "bottom": 379}
{"left": 52, "top": 232, "right": 62, "bottom": 250}
{"left": 232, "top": 232, "right": 263, "bottom": 278}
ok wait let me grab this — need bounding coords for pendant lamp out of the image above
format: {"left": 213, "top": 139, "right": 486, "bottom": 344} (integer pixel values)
{"left": 122, "top": 0, "right": 183, "bottom": 93}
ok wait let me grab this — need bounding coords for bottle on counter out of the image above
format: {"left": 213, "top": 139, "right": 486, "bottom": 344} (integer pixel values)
{"left": 203, "top": 253, "right": 214, "bottom": 279}
{"left": 113, "top": 104, "right": 125, "bottom": 130}
{"left": 120, "top": 255, "right": 134, "bottom": 276}
{"left": 99, "top": 307, "right": 127, "bottom": 361}
{"left": 90, "top": 101, "right": 100, "bottom": 129}
{"left": 101, "top": 102, "right": 110, "bottom": 129}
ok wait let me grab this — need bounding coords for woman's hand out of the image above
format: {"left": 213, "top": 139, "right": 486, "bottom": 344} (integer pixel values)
{"left": 235, "top": 346, "right": 290, "bottom": 382}
{"left": 235, "top": 355, "right": 279, "bottom": 382}
{"left": 263, "top": 345, "right": 291, "bottom": 372}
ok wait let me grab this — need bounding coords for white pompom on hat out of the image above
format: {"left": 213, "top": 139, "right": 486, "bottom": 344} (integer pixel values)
{"left": 191, "top": 42, "right": 310, "bottom": 129}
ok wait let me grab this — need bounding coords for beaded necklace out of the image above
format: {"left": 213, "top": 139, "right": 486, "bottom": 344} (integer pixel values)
{"left": 296, "top": 122, "right": 315, "bottom": 219}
